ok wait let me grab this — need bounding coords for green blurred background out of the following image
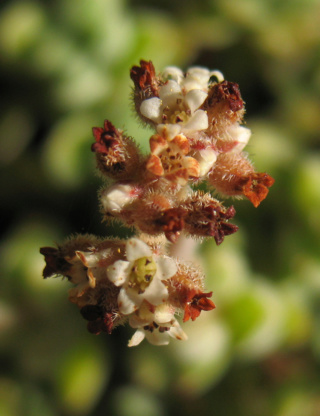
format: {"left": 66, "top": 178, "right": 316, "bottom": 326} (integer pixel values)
{"left": 1, "top": 0, "right": 320, "bottom": 415}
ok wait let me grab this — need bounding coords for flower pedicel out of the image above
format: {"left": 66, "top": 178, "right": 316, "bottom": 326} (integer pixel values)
{"left": 40, "top": 60, "right": 274, "bottom": 346}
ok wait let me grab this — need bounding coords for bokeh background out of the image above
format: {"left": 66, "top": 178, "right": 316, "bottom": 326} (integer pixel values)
{"left": 1, "top": 0, "right": 320, "bottom": 415}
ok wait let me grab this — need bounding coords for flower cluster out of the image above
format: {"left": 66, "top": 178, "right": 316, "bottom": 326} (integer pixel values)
{"left": 40, "top": 60, "right": 274, "bottom": 346}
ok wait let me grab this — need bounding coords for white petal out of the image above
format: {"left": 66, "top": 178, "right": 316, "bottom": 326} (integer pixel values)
{"left": 187, "top": 67, "right": 211, "bottom": 83}
{"left": 145, "top": 330, "right": 170, "bottom": 346}
{"left": 129, "top": 314, "right": 149, "bottom": 329}
{"left": 161, "top": 66, "right": 184, "bottom": 83}
{"left": 101, "top": 184, "right": 135, "bottom": 213}
{"left": 159, "top": 80, "right": 182, "bottom": 108}
{"left": 143, "top": 276, "right": 168, "bottom": 305}
{"left": 195, "top": 148, "right": 217, "bottom": 176}
{"left": 126, "top": 238, "right": 152, "bottom": 262}
{"left": 185, "top": 89, "right": 208, "bottom": 114}
{"left": 209, "top": 70, "right": 224, "bottom": 83}
{"left": 156, "top": 257, "right": 177, "bottom": 280}
{"left": 159, "top": 80, "right": 182, "bottom": 99}
{"left": 76, "top": 249, "right": 110, "bottom": 268}
{"left": 156, "top": 124, "right": 182, "bottom": 141}
{"left": 118, "top": 287, "right": 140, "bottom": 315}
{"left": 229, "top": 125, "right": 251, "bottom": 153}
{"left": 153, "top": 307, "right": 175, "bottom": 324}
{"left": 169, "top": 319, "right": 188, "bottom": 341}
{"left": 182, "top": 78, "right": 205, "bottom": 92}
{"left": 107, "top": 260, "right": 130, "bottom": 286}
{"left": 140, "top": 97, "right": 162, "bottom": 122}
{"left": 183, "top": 109, "right": 208, "bottom": 132}
{"left": 128, "top": 329, "right": 146, "bottom": 347}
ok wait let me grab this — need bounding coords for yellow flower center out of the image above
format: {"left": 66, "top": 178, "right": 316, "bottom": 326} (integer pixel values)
{"left": 128, "top": 256, "right": 157, "bottom": 293}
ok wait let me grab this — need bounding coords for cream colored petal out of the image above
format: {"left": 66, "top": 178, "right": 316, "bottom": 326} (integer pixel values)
{"left": 184, "top": 156, "right": 200, "bottom": 178}
{"left": 229, "top": 125, "right": 251, "bottom": 153}
{"left": 145, "top": 330, "right": 170, "bottom": 346}
{"left": 128, "top": 329, "right": 146, "bottom": 347}
{"left": 140, "top": 97, "right": 162, "bottom": 122}
{"left": 107, "top": 260, "right": 130, "bottom": 286}
{"left": 118, "top": 287, "right": 140, "bottom": 315}
{"left": 156, "top": 257, "right": 177, "bottom": 280}
{"left": 153, "top": 306, "right": 175, "bottom": 324}
{"left": 183, "top": 109, "right": 208, "bottom": 132}
{"left": 185, "top": 89, "right": 208, "bottom": 114}
{"left": 149, "top": 134, "right": 168, "bottom": 155}
{"left": 146, "top": 155, "right": 164, "bottom": 176}
{"left": 156, "top": 124, "right": 182, "bottom": 140}
{"left": 209, "top": 70, "right": 224, "bottom": 83}
{"left": 169, "top": 319, "right": 188, "bottom": 341}
{"left": 101, "top": 184, "right": 135, "bottom": 213}
{"left": 143, "top": 275, "right": 168, "bottom": 306}
{"left": 161, "top": 66, "right": 184, "bottom": 83}
{"left": 186, "top": 67, "right": 211, "bottom": 83}
{"left": 159, "top": 80, "right": 182, "bottom": 98}
{"left": 159, "top": 80, "right": 182, "bottom": 108}
{"left": 126, "top": 238, "right": 152, "bottom": 262}
{"left": 195, "top": 148, "right": 217, "bottom": 176}
{"left": 76, "top": 249, "right": 111, "bottom": 268}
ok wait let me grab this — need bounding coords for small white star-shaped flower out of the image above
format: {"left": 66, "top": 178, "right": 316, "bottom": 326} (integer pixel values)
{"left": 128, "top": 303, "right": 188, "bottom": 346}
{"left": 106, "top": 238, "right": 177, "bottom": 315}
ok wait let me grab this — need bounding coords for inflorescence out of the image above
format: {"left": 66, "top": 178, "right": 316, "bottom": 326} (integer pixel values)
{"left": 40, "top": 60, "right": 274, "bottom": 346}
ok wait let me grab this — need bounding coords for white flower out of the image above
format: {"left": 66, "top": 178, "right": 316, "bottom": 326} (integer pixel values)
{"left": 128, "top": 303, "right": 188, "bottom": 347}
{"left": 106, "top": 238, "right": 177, "bottom": 315}
{"left": 140, "top": 68, "right": 213, "bottom": 134}
{"left": 100, "top": 183, "right": 138, "bottom": 213}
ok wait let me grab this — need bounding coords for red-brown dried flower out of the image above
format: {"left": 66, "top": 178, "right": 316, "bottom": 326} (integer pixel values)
{"left": 240, "top": 172, "right": 275, "bottom": 208}
{"left": 91, "top": 120, "right": 121, "bottom": 155}
{"left": 130, "top": 60, "right": 160, "bottom": 98}
{"left": 182, "top": 289, "right": 216, "bottom": 322}
{"left": 201, "top": 80, "right": 245, "bottom": 135}
{"left": 155, "top": 207, "right": 187, "bottom": 242}
{"left": 182, "top": 193, "right": 238, "bottom": 244}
